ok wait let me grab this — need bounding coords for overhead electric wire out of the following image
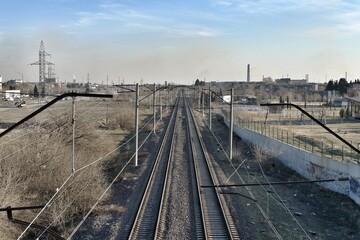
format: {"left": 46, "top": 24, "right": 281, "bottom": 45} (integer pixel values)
{"left": 0, "top": 100, "right": 94, "bottom": 147}
{"left": 206, "top": 123, "right": 284, "bottom": 239}
{"left": 17, "top": 173, "right": 75, "bottom": 239}
{"left": 14, "top": 91, "right": 167, "bottom": 238}
{"left": 37, "top": 113, "right": 162, "bottom": 238}
{"left": 0, "top": 125, "right": 69, "bottom": 163}
{"left": 253, "top": 159, "right": 311, "bottom": 238}
{"left": 74, "top": 115, "right": 154, "bottom": 173}
{"left": 36, "top": 162, "right": 106, "bottom": 239}
{"left": 68, "top": 121, "right": 157, "bottom": 239}
{"left": 18, "top": 107, "right": 160, "bottom": 238}
{"left": 207, "top": 109, "right": 312, "bottom": 239}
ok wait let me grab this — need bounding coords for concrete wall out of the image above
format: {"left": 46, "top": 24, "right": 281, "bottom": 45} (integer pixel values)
{"left": 224, "top": 118, "right": 360, "bottom": 205}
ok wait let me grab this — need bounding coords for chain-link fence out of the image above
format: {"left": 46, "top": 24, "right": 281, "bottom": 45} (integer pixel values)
{"left": 222, "top": 108, "right": 360, "bottom": 163}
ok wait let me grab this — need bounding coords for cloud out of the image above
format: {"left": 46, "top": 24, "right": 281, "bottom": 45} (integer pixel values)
{"left": 304, "top": 4, "right": 360, "bottom": 37}
{"left": 63, "top": 2, "right": 221, "bottom": 39}
{"left": 213, "top": 0, "right": 348, "bottom": 14}
{"left": 333, "top": 7, "right": 360, "bottom": 33}
{"left": 212, "top": 0, "right": 232, "bottom": 6}
{"left": 197, "top": 30, "right": 218, "bottom": 37}
{"left": 69, "top": 3, "right": 156, "bottom": 28}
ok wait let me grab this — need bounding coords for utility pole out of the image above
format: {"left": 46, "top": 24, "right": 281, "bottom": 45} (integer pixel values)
{"left": 159, "top": 86, "right": 162, "bottom": 120}
{"left": 153, "top": 83, "right": 156, "bottom": 135}
{"left": 166, "top": 82, "right": 168, "bottom": 110}
{"left": 72, "top": 96, "right": 76, "bottom": 173}
{"left": 86, "top": 73, "right": 90, "bottom": 93}
{"left": 209, "top": 87, "right": 212, "bottom": 130}
{"left": 135, "top": 83, "right": 139, "bottom": 166}
{"left": 198, "top": 89, "right": 201, "bottom": 110}
{"left": 230, "top": 88, "right": 234, "bottom": 161}
{"left": 202, "top": 90, "right": 204, "bottom": 117}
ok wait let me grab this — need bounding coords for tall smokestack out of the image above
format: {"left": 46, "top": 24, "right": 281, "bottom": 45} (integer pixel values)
{"left": 247, "top": 64, "right": 250, "bottom": 82}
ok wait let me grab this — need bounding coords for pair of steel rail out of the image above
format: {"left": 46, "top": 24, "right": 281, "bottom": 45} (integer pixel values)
{"left": 127, "top": 94, "right": 238, "bottom": 239}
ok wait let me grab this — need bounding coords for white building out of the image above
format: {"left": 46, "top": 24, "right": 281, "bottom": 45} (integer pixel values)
{"left": 5, "top": 90, "right": 21, "bottom": 101}
{"left": 222, "top": 95, "right": 231, "bottom": 103}
{"left": 0, "top": 76, "right": 2, "bottom": 91}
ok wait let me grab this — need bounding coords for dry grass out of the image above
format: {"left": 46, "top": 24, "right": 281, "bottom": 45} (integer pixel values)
{"left": 251, "top": 144, "right": 273, "bottom": 163}
{"left": 231, "top": 141, "right": 246, "bottom": 164}
{"left": 0, "top": 95, "right": 159, "bottom": 238}
{"left": 107, "top": 103, "right": 134, "bottom": 130}
{"left": 91, "top": 204, "right": 126, "bottom": 216}
{"left": 0, "top": 106, "right": 120, "bottom": 238}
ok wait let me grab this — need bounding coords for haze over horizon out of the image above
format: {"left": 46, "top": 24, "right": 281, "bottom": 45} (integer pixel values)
{"left": 1, "top": 0, "right": 360, "bottom": 85}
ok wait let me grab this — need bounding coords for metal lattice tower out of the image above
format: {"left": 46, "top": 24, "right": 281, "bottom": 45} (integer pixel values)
{"left": 30, "top": 40, "right": 54, "bottom": 83}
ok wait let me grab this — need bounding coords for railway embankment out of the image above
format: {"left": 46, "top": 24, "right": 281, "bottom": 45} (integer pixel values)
{"left": 223, "top": 117, "right": 360, "bottom": 206}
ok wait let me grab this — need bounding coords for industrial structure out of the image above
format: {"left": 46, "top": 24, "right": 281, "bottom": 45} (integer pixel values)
{"left": 247, "top": 64, "right": 250, "bottom": 82}
{"left": 30, "top": 41, "right": 55, "bottom": 84}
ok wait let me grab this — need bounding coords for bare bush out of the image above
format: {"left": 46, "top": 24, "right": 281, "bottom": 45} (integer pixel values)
{"left": 251, "top": 144, "right": 273, "bottom": 163}
{"left": 107, "top": 103, "right": 134, "bottom": 130}
{"left": 0, "top": 112, "right": 118, "bottom": 238}
{"left": 231, "top": 141, "right": 245, "bottom": 164}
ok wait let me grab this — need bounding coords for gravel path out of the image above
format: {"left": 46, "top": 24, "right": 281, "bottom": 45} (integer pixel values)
{"left": 161, "top": 100, "right": 195, "bottom": 239}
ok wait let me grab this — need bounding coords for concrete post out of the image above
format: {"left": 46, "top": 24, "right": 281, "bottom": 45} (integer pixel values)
{"left": 202, "top": 90, "right": 204, "bottom": 117}
{"left": 72, "top": 97, "right": 76, "bottom": 173}
{"left": 153, "top": 83, "right": 156, "bottom": 135}
{"left": 230, "top": 88, "right": 234, "bottom": 161}
{"left": 198, "top": 90, "right": 201, "bottom": 110}
{"left": 209, "top": 87, "right": 212, "bottom": 130}
{"left": 159, "top": 87, "right": 162, "bottom": 120}
{"left": 135, "top": 83, "right": 139, "bottom": 166}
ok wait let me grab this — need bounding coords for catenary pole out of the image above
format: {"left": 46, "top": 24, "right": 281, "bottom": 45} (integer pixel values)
{"left": 202, "top": 90, "right": 204, "bottom": 117}
{"left": 72, "top": 96, "right": 76, "bottom": 173}
{"left": 153, "top": 83, "right": 156, "bottom": 135}
{"left": 135, "top": 83, "right": 139, "bottom": 166}
{"left": 209, "top": 87, "right": 212, "bottom": 130}
{"left": 159, "top": 86, "right": 162, "bottom": 120}
{"left": 230, "top": 88, "right": 234, "bottom": 161}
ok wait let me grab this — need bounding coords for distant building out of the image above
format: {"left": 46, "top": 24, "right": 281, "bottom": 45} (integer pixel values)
{"left": 291, "top": 79, "right": 308, "bottom": 85}
{"left": 347, "top": 97, "right": 360, "bottom": 119}
{"left": 275, "top": 78, "right": 291, "bottom": 85}
{"left": 347, "top": 84, "right": 360, "bottom": 97}
{"left": 263, "top": 76, "right": 273, "bottom": 83}
{"left": 45, "top": 77, "right": 57, "bottom": 85}
{"left": 66, "top": 82, "right": 82, "bottom": 89}
{"left": 333, "top": 98, "right": 348, "bottom": 107}
{"left": 275, "top": 77, "right": 307, "bottom": 85}
{"left": 325, "top": 90, "right": 340, "bottom": 104}
{"left": 5, "top": 90, "right": 21, "bottom": 100}
{"left": 0, "top": 76, "right": 2, "bottom": 91}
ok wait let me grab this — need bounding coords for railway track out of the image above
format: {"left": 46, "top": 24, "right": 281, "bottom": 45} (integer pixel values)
{"left": 126, "top": 91, "right": 239, "bottom": 239}
{"left": 127, "top": 94, "right": 180, "bottom": 239}
{"left": 185, "top": 97, "right": 239, "bottom": 239}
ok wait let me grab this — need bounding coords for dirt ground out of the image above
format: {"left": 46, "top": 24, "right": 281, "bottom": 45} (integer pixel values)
{"left": 197, "top": 111, "right": 360, "bottom": 239}
{"left": 72, "top": 101, "right": 360, "bottom": 239}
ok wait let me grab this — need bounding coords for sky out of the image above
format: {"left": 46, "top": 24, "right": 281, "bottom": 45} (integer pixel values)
{"left": 1, "top": 0, "right": 360, "bottom": 85}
